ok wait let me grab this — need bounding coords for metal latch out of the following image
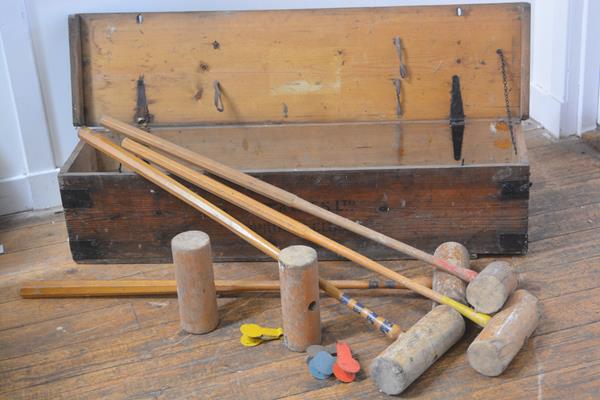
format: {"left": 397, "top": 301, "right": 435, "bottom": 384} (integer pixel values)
{"left": 450, "top": 75, "right": 465, "bottom": 161}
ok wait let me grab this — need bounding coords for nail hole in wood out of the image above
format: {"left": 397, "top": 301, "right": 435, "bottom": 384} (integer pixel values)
{"left": 194, "top": 87, "right": 203, "bottom": 100}
{"left": 198, "top": 62, "right": 210, "bottom": 72}
{"left": 282, "top": 103, "right": 288, "bottom": 118}
{"left": 308, "top": 301, "right": 317, "bottom": 311}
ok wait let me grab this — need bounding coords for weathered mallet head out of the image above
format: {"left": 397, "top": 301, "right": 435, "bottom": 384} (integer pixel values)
{"left": 466, "top": 260, "right": 518, "bottom": 314}
{"left": 370, "top": 305, "right": 465, "bottom": 395}
{"left": 467, "top": 289, "right": 540, "bottom": 376}
{"left": 432, "top": 242, "right": 471, "bottom": 305}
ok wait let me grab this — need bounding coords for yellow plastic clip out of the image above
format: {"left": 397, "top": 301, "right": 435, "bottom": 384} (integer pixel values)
{"left": 240, "top": 335, "right": 262, "bottom": 347}
{"left": 240, "top": 323, "right": 283, "bottom": 339}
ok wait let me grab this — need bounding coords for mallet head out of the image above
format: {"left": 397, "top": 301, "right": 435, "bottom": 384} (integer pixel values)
{"left": 371, "top": 305, "right": 465, "bottom": 395}
{"left": 467, "top": 289, "right": 541, "bottom": 376}
{"left": 432, "top": 242, "right": 471, "bottom": 305}
{"left": 466, "top": 260, "right": 518, "bottom": 314}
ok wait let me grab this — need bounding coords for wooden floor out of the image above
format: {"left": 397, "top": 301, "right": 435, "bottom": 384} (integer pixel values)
{"left": 2, "top": 126, "right": 600, "bottom": 399}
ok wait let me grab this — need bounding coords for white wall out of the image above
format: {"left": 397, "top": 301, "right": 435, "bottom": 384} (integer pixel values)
{"left": 0, "top": 0, "right": 59, "bottom": 215}
{"left": 530, "top": 0, "right": 600, "bottom": 136}
{"left": 0, "top": 0, "right": 598, "bottom": 215}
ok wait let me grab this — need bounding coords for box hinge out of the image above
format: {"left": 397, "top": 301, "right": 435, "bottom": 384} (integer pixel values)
{"left": 134, "top": 75, "right": 153, "bottom": 128}
{"left": 69, "top": 239, "right": 102, "bottom": 260}
{"left": 498, "top": 233, "right": 528, "bottom": 254}
{"left": 61, "top": 188, "right": 93, "bottom": 208}
{"left": 449, "top": 75, "right": 465, "bottom": 161}
{"left": 500, "top": 180, "right": 531, "bottom": 201}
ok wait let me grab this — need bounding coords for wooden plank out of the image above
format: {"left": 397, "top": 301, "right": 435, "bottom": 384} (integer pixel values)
{"left": 0, "top": 243, "right": 72, "bottom": 279}
{"left": 0, "top": 208, "right": 63, "bottom": 233}
{"left": 60, "top": 140, "right": 100, "bottom": 174}
{"left": 536, "top": 286, "right": 600, "bottom": 336}
{"left": 519, "top": 4, "right": 531, "bottom": 119}
{"left": 3, "top": 256, "right": 597, "bottom": 398}
{"left": 0, "top": 297, "right": 123, "bottom": 332}
{"left": 528, "top": 202, "right": 600, "bottom": 242}
{"left": 0, "top": 294, "right": 426, "bottom": 399}
{"left": 0, "top": 222, "right": 68, "bottom": 255}
{"left": 529, "top": 177, "right": 600, "bottom": 217}
{"left": 59, "top": 160, "right": 529, "bottom": 263}
{"left": 68, "top": 15, "right": 85, "bottom": 126}
{"left": 527, "top": 138, "right": 600, "bottom": 187}
{"left": 0, "top": 256, "right": 427, "bottom": 395}
{"left": 42, "top": 305, "right": 598, "bottom": 400}
{"left": 466, "top": 360, "right": 600, "bottom": 400}
{"left": 281, "top": 324, "right": 600, "bottom": 399}
{"left": 523, "top": 126, "right": 556, "bottom": 149}
{"left": 582, "top": 128, "right": 600, "bottom": 153}
{"left": 0, "top": 303, "right": 140, "bottom": 360}
{"left": 511, "top": 255, "right": 600, "bottom": 303}
{"left": 75, "top": 4, "right": 528, "bottom": 126}
{"left": 1, "top": 241, "right": 599, "bottom": 398}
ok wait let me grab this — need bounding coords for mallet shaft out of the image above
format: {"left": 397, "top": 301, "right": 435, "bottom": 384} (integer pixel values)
{"left": 19, "top": 278, "right": 431, "bottom": 298}
{"left": 101, "top": 116, "right": 477, "bottom": 282}
{"left": 121, "top": 137, "right": 489, "bottom": 327}
{"left": 78, "top": 129, "right": 403, "bottom": 338}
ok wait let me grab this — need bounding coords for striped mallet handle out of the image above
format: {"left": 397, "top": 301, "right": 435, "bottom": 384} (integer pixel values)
{"left": 319, "top": 279, "right": 401, "bottom": 338}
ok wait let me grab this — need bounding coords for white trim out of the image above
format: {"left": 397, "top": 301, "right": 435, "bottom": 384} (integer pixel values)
{"left": 0, "top": 0, "right": 59, "bottom": 215}
{"left": 529, "top": 84, "right": 563, "bottom": 138}
{"left": 576, "top": 0, "right": 600, "bottom": 134}
{"left": 597, "top": 89, "right": 600, "bottom": 126}
{"left": 528, "top": 0, "right": 598, "bottom": 137}
{"left": 0, "top": 176, "right": 32, "bottom": 215}
{"left": 0, "top": 168, "right": 61, "bottom": 214}
{"left": 27, "top": 168, "right": 61, "bottom": 210}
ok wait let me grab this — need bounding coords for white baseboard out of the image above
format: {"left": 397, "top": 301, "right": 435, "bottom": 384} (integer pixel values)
{"left": 28, "top": 169, "right": 62, "bottom": 209}
{"left": 529, "top": 84, "right": 564, "bottom": 138}
{"left": 0, "top": 168, "right": 61, "bottom": 215}
{"left": 0, "top": 177, "right": 32, "bottom": 215}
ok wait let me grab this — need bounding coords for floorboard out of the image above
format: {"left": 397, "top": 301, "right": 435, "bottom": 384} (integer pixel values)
{"left": 1, "top": 128, "right": 600, "bottom": 399}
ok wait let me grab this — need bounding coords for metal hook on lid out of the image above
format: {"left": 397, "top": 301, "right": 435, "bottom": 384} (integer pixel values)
{"left": 393, "top": 37, "right": 408, "bottom": 79}
{"left": 213, "top": 80, "right": 224, "bottom": 112}
{"left": 393, "top": 79, "right": 402, "bottom": 117}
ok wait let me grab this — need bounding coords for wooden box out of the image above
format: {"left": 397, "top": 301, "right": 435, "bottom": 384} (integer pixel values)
{"left": 60, "top": 4, "right": 531, "bottom": 263}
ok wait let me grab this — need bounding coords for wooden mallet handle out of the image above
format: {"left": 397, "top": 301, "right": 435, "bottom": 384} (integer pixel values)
{"left": 19, "top": 277, "right": 432, "bottom": 298}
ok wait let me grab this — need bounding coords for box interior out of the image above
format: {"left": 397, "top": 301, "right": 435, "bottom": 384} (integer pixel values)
{"left": 64, "top": 120, "right": 527, "bottom": 174}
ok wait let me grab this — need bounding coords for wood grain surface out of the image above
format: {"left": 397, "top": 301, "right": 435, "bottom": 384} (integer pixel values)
{"left": 71, "top": 4, "right": 529, "bottom": 126}
{"left": 59, "top": 121, "right": 529, "bottom": 263}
